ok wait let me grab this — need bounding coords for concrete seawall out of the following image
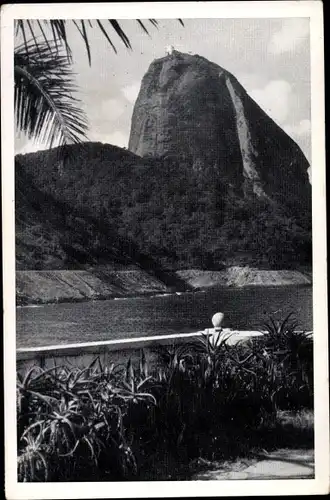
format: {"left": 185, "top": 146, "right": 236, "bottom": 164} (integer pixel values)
{"left": 16, "top": 266, "right": 312, "bottom": 306}
{"left": 16, "top": 327, "right": 313, "bottom": 373}
{"left": 16, "top": 269, "right": 169, "bottom": 305}
{"left": 177, "top": 268, "right": 312, "bottom": 288}
{"left": 16, "top": 329, "right": 262, "bottom": 372}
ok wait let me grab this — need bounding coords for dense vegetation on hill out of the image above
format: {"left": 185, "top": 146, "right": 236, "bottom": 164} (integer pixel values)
{"left": 16, "top": 142, "right": 311, "bottom": 271}
{"left": 16, "top": 172, "right": 126, "bottom": 270}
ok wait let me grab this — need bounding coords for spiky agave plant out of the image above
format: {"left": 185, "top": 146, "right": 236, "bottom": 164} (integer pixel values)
{"left": 16, "top": 359, "right": 142, "bottom": 481}
{"left": 113, "top": 358, "right": 157, "bottom": 406}
{"left": 18, "top": 422, "right": 49, "bottom": 482}
{"left": 15, "top": 41, "right": 89, "bottom": 150}
{"left": 155, "top": 342, "right": 198, "bottom": 382}
{"left": 260, "top": 313, "right": 313, "bottom": 410}
{"left": 191, "top": 330, "right": 234, "bottom": 387}
{"left": 261, "top": 313, "right": 313, "bottom": 373}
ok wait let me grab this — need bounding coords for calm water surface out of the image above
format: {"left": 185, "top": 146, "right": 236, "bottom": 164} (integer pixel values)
{"left": 16, "top": 286, "right": 313, "bottom": 348}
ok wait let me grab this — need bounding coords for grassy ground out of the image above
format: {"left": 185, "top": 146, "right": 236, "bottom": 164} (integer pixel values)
{"left": 136, "top": 409, "right": 314, "bottom": 481}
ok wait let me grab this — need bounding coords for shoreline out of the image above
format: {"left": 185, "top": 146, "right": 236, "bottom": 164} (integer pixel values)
{"left": 16, "top": 266, "right": 312, "bottom": 307}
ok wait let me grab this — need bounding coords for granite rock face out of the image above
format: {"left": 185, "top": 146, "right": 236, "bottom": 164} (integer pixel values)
{"left": 129, "top": 51, "right": 311, "bottom": 210}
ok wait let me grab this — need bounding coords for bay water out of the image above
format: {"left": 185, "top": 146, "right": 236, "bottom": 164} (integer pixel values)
{"left": 16, "top": 286, "right": 313, "bottom": 348}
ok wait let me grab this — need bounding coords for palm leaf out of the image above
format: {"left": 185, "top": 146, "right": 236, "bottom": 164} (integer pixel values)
{"left": 72, "top": 20, "right": 92, "bottom": 64}
{"left": 109, "top": 20, "right": 132, "bottom": 49}
{"left": 96, "top": 20, "right": 118, "bottom": 54}
{"left": 137, "top": 20, "right": 152, "bottom": 37}
{"left": 14, "top": 41, "right": 89, "bottom": 149}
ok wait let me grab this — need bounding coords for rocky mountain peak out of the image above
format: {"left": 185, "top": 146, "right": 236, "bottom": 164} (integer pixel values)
{"left": 128, "top": 51, "right": 310, "bottom": 210}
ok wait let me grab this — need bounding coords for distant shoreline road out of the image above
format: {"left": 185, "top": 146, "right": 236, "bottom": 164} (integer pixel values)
{"left": 16, "top": 266, "right": 312, "bottom": 307}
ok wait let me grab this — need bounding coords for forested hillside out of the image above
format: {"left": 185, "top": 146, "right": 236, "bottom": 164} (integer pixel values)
{"left": 16, "top": 141, "right": 311, "bottom": 271}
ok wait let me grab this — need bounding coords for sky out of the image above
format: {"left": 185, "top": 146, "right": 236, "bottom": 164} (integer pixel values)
{"left": 15, "top": 18, "right": 311, "bottom": 165}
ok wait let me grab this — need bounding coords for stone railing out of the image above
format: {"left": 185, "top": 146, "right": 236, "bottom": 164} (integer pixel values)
{"left": 16, "top": 312, "right": 312, "bottom": 372}
{"left": 16, "top": 330, "right": 264, "bottom": 371}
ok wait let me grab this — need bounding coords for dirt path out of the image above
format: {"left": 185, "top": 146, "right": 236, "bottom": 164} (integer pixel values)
{"left": 192, "top": 449, "right": 314, "bottom": 480}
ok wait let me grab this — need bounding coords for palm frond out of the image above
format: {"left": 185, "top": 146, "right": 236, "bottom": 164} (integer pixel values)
{"left": 137, "top": 20, "right": 152, "bottom": 37}
{"left": 109, "top": 20, "right": 132, "bottom": 49}
{"left": 15, "top": 19, "right": 184, "bottom": 65}
{"left": 96, "top": 20, "right": 118, "bottom": 54}
{"left": 14, "top": 41, "right": 89, "bottom": 149}
{"left": 72, "top": 20, "right": 92, "bottom": 65}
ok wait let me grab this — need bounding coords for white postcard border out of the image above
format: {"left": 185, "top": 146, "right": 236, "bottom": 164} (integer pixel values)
{"left": 2, "top": 2, "right": 328, "bottom": 498}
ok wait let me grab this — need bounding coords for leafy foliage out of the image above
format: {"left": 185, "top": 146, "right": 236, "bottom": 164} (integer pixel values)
{"left": 15, "top": 42, "right": 89, "bottom": 148}
{"left": 16, "top": 143, "right": 312, "bottom": 271}
{"left": 17, "top": 315, "right": 313, "bottom": 481}
{"left": 259, "top": 313, "right": 314, "bottom": 409}
{"left": 17, "top": 359, "right": 141, "bottom": 481}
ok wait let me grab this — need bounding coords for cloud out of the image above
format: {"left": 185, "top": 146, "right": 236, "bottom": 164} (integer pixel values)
{"left": 248, "top": 83, "right": 311, "bottom": 162}
{"left": 15, "top": 137, "right": 59, "bottom": 155}
{"left": 283, "top": 119, "right": 311, "bottom": 163}
{"left": 268, "top": 19, "right": 309, "bottom": 55}
{"left": 235, "top": 72, "right": 266, "bottom": 93}
{"left": 87, "top": 98, "right": 127, "bottom": 139}
{"left": 89, "top": 131, "right": 128, "bottom": 148}
{"left": 98, "top": 98, "right": 125, "bottom": 121}
{"left": 283, "top": 119, "right": 311, "bottom": 138}
{"left": 122, "top": 82, "right": 141, "bottom": 103}
{"left": 107, "top": 131, "right": 128, "bottom": 148}
{"left": 249, "top": 80, "right": 292, "bottom": 125}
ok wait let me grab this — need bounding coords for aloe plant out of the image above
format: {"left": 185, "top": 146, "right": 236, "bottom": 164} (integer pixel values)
{"left": 18, "top": 422, "right": 49, "bottom": 482}
{"left": 17, "top": 359, "right": 141, "bottom": 481}
{"left": 260, "top": 313, "right": 313, "bottom": 409}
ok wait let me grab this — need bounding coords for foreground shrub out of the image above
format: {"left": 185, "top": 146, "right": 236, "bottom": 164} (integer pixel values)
{"left": 17, "top": 360, "right": 140, "bottom": 481}
{"left": 17, "top": 315, "right": 313, "bottom": 481}
{"left": 260, "top": 313, "right": 313, "bottom": 410}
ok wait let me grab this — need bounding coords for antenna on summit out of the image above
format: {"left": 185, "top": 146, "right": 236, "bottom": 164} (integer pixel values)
{"left": 165, "top": 45, "right": 174, "bottom": 56}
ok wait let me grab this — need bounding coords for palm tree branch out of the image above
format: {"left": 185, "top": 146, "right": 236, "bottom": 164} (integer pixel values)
{"left": 14, "top": 43, "right": 88, "bottom": 148}
{"left": 80, "top": 20, "right": 92, "bottom": 65}
{"left": 15, "top": 19, "right": 184, "bottom": 65}
{"left": 26, "top": 20, "right": 40, "bottom": 52}
{"left": 15, "top": 65, "right": 69, "bottom": 138}
{"left": 149, "top": 19, "right": 159, "bottom": 28}
{"left": 109, "top": 20, "right": 132, "bottom": 49}
{"left": 36, "top": 20, "right": 53, "bottom": 54}
{"left": 137, "top": 20, "right": 151, "bottom": 37}
{"left": 96, "top": 20, "right": 117, "bottom": 54}
{"left": 52, "top": 20, "right": 72, "bottom": 61}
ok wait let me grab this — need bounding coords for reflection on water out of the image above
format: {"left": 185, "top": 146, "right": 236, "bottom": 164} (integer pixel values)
{"left": 16, "top": 286, "right": 312, "bottom": 348}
